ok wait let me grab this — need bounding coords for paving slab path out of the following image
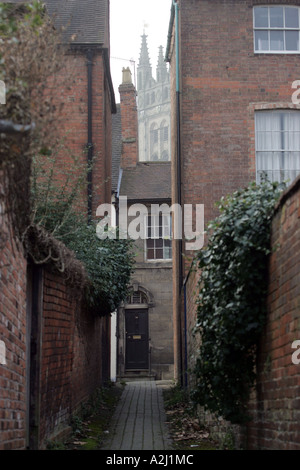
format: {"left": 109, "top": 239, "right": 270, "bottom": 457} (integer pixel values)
{"left": 101, "top": 380, "right": 173, "bottom": 451}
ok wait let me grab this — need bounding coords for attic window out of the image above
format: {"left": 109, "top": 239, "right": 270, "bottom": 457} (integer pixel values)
{"left": 254, "top": 6, "right": 300, "bottom": 53}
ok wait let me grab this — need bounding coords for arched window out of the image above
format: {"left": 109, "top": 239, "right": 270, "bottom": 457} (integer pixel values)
{"left": 126, "top": 289, "right": 148, "bottom": 305}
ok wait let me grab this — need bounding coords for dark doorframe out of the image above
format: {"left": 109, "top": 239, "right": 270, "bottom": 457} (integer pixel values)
{"left": 26, "top": 263, "right": 43, "bottom": 449}
{"left": 125, "top": 308, "right": 149, "bottom": 370}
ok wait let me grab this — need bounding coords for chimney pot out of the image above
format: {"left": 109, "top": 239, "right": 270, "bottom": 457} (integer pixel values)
{"left": 122, "top": 67, "right": 132, "bottom": 84}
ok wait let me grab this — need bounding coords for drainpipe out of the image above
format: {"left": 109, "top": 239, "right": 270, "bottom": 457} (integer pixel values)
{"left": 184, "top": 281, "right": 188, "bottom": 388}
{"left": 172, "top": 1, "right": 183, "bottom": 287}
{"left": 86, "top": 49, "right": 94, "bottom": 223}
{"left": 172, "top": 0, "right": 183, "bottom": 290}
{"left": 172, "top": 0, "right": 184, "bottom": 384}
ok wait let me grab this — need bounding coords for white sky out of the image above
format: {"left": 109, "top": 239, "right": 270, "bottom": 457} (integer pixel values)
{"left": 110, "top": 0, "right": 172, "bottom": 102}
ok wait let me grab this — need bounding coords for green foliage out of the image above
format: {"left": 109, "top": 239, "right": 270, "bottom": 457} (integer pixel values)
{"left": 0, "top": 1, "right": 45, "bottom": 72}
{"left": 31, "top": 150, "right": 135, "bottom": 316}
{"left": 66, "top": 222, "right": 135, "bottom": 315}
{"left": 191, "top": 180, "right": 284, "bottom": 424}
{"left": 0, "top": 1, "right": 64, "bottom": 240}
{"left": 0, "top": 1, "right": 135, "bottom": 314}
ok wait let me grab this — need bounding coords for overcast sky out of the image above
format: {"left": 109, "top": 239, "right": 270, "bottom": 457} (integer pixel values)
{"left": 110, "top": 0, "right": 172, "bottom": 102}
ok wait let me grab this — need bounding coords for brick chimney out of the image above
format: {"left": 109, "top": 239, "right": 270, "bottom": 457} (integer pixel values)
{"left": 118, "top": 67, "right": 138, "bottom": 168}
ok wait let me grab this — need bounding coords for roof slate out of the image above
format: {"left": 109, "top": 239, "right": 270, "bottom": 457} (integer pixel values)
{"left": 5, "top": 0, "right": 108, "bottom": 45}
{"left": 45, "top": 0, "right": 108, "bottom": 45}
{"left": 119, "top": 162, "right": 171, "bottom": 201}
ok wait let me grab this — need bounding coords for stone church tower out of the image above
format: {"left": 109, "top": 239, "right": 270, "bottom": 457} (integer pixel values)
{"left": 137, "top": 33, "right": 171, "bottom": 162}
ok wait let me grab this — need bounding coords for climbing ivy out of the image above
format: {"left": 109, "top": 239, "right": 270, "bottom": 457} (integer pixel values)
{"left": 30, "top": 151, "right": 135, "bottom": 316}
{"left": 191, "top": 180, "right": 284, "bottom": 424}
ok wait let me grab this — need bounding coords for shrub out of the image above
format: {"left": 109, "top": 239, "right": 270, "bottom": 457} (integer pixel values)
{"left": 191, "top": 180, "right": 284, "bottom": 424}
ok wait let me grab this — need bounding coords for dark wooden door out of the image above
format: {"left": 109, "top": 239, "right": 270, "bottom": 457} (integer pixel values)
{"left": 125, "top": 309, "right": 149, "bottom": 370}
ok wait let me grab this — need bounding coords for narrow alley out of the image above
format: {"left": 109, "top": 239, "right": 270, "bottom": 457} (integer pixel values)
{"left": 101, "top": 380, "right": 173, "bottom": 451}
{"left": 1, "top": 0, "right": 300, "bottom": 452}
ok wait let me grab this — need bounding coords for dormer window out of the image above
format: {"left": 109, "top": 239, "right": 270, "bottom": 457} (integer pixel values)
{"left": 254, "top": 6, "right": 300, "bottom": 53}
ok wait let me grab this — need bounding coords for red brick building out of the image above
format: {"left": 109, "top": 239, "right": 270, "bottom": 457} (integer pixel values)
{"left": 0, "top": 0, "right": 116, "bottom": 449}
{"left": 112, "top": 67, "right": 174, "bottom": 381}
{"left": 166, "top": 0, "right": 300, "bottom": 449}
{"left": 166, "top": 0, "right": 300, "bottom": 385}
{"left": 45, "top": 0, "right": 116, "bottom": 217}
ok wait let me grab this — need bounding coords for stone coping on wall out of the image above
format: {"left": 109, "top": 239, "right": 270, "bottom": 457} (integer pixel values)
{"left": 274, "top": 174, "right": 300, "bottom": 214}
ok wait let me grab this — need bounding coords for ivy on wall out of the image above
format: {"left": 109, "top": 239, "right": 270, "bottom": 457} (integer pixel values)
{"left": 0, "top": 2, "right": 135, "bottom": 316}
{"left": 191, "top": 180, "right": 284, "bottom": 424}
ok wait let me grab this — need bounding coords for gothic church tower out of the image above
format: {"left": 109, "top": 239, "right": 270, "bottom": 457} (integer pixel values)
{"left": 137, "top": 33, "right": 171, "bottom": 162}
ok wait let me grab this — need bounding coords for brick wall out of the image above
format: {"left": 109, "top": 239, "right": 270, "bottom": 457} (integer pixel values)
{"left": 184, "top": 267, "right": 201, "bottom": 387}
{"left": 38, "top": 267, "right": 108, "bottom": 448}
{"left": 0, "top": 216, "right": 110, "bottom": 449}
{"left": 184, "top": 176, "right": 300, "bottom": 449}
{"left": 38, "top": 269, "right": 75, "bottom": 445}
{"left": 168, "top": 0, "right": 300, "bottom": 398}
{"left": 172, "top": 0, "right": 300, "bottom": 263}
{"left": 0, "top": 20, "right": 114, "bottom": 452}
{"left": 48, "top": 49, "right": 113, "bottom": 216}
{"left": 0, "top": 175, "right": 27, "bottom": 450}
{"left": 246, "top": 176, "right": 300, "bottom": 450}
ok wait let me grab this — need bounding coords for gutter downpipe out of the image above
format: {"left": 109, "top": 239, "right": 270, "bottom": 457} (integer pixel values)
{"left": 184, "top": 280, "right": 188, "bottom": 387}
{"left": 87, "top": 49, "right": 94, "bottom": 223}
{"left": 174, "top": 0, "right": 183, "bottom": 287}
{"left": 173, "top": 0, "right": 185, "bottom": 385}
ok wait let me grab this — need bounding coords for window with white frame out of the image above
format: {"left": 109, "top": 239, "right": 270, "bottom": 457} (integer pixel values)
{"left": 254, "top": 6, "right": 300, "bottom": 52}
{"left": 255, "top": 110, "right": 300, "bottom": 184}
{"left": 145, "top": 213, "right": 172, "bottom": 260}
{"left": 149, "top": 121, "right": 170, "bottom": 161}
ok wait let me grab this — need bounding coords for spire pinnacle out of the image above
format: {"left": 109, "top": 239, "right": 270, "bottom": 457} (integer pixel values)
{"left": 138, "top": 32, "right": 151, "bottom": 68}
{"left": 156, "top": 45, "right": 168, "bottom": 83}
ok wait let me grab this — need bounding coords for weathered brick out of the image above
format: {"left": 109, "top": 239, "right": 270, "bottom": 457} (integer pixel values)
{"left": 173, "top": 0, "right": 300, "bottom": 450}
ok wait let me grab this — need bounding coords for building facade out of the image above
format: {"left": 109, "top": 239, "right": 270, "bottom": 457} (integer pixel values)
{"left": 163, "top": 0, "right": 300, "bottom": 450}
{"left": 113, "top": 42, "right": 174, "bottom": 380}
{"left": 166, "top": 0, "right": 300, "bottom": 384}
{"left": 0, "top": 0, "right": 116, "bottom": 449}
{"left": 137, "top": 33, "right": 171, "bottom": 162}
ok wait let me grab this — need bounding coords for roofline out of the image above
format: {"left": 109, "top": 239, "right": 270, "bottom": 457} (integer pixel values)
{"left": 165, "top": 2, "right": 175, "bottom": 62}
{"left": 68, "top": 44, "right": 116, "bottom": 114}
{"left": 103, "top": 47, "right": 117, "bottom": 114}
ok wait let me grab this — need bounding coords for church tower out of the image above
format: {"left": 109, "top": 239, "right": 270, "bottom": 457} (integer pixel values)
{"left": 137, "top": 33, "right": 171, "bottom": 162}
